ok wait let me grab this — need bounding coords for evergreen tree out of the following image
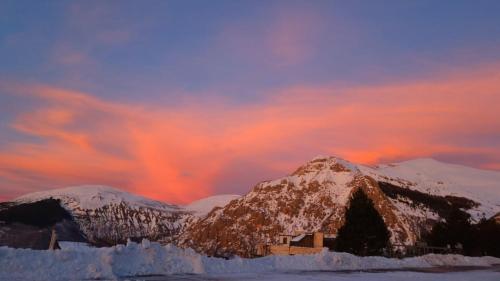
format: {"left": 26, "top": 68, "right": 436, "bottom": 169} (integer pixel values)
{"left": 472, "top": 218, "right": 500, "bottom": 257}
{"left": 334, "top": 189, "right": 390, "bottom": 256}
{"left": 426, "top": 206, "right": 473, "bottom": 251}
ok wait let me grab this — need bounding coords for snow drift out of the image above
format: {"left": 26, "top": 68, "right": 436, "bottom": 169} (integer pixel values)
{"left": 1, "top": 241, "right": 499, "bottom": 281}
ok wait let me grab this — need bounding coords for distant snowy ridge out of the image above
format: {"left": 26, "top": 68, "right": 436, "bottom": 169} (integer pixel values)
{"left": 10, "top": 185, "right": 242, "bottom": 246}
{"left": 184, "top": 194, "right": 241, "bottom": 217}
{"left": 1, "top": 241, "right": 499, "bottom": 281}
{"left": 13, "top": 185, "right": 190, "bottom": 245}
{"left": 14, "top": 185, "right": 179, "bottom": 211}
{"left": 360, "top": 158, "right": 500, "bottom": 220}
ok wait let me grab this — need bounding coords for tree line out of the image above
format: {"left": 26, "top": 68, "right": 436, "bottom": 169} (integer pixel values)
{"left": 334, "top": 189, "right": 500, "bottom": 257}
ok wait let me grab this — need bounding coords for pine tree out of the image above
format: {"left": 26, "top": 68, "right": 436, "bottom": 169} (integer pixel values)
{"left": 334, "top": 189, "right": 390, "bottom": 256}
{"left": 426, "top": 206, "right": 473, "bottom": 252}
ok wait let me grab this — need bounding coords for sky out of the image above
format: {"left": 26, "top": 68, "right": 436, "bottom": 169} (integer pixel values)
{"left": 1, "top": 0, "right": 500, "bottom": 203}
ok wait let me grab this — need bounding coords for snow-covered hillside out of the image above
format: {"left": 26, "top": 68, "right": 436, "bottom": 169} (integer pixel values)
{"left": 13, "top": 185, "right": 189, "bottom": 245}
{"left": 3, "top": 156, "right": 499, "bottom": 256}
{"left": 181, "top": 157, "right": 417, "bottom": 257}
{"left": 15, "top": 185, "right": 179, "bottom": 211}
{"left": 182, "top": 156, "right": 500, "bottom": 257}
{"left": 185, "top": 194, "right": 241, "bottom": 217}
{"left": 7, "top": 185, "right": 242, "bottom": 247}
{"left": 360, "top": 159, "right": 500, "bottom": 220}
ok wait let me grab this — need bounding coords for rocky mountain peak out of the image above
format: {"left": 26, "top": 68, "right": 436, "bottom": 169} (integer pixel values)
{"left": 291, "top": 156, "right": 359, "bottom": 176}
{"left": 180, "top": 156, "right": 402, "bottom": 257}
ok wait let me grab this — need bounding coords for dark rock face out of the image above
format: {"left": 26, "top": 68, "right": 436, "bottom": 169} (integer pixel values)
{"left": 0, "top": 199, "right": 71, "bottom": 227}
{"left": 0, "top": 223, "right": 53, "bottom": 250}
{"left": 0, "top": 199, "right": 87, "bottom": 249}
{"left": 0, "top": 219, "right": 87, "bottom": 250}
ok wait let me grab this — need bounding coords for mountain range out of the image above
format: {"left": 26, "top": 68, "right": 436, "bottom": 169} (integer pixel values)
{"left": 1, "top": 156, "right": 499, "bottom": 256}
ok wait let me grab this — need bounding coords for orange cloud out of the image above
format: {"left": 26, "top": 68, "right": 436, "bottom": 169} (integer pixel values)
{"left": 1, "top": 64, "right": 499, "bottom": 203}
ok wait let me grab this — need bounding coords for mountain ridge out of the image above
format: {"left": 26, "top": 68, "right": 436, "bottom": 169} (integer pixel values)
{"left": 180, "top": 156, "right": 500, "bottom": 256}
{"left": 2, "top": 156, "right": 499, "bottom": 256}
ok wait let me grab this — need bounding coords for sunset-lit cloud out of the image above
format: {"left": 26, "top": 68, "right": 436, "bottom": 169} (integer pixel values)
{"left": 1, "top": 63, "right": 499, "bottom": 203}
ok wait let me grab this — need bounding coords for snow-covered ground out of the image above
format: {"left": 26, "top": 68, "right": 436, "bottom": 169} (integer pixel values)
{"left": 162, "top": 270, "right": 500, "bottom": 281}
{"left": 1, "top": 241, "right": 499, "bottom": 281}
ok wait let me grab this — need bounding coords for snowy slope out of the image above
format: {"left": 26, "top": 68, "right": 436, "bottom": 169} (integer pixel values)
{"left": 359, "top": 159, "right": 500, "bottom": 220}
{"left": 184, "top": 194, "right": 241, "bottom": 217}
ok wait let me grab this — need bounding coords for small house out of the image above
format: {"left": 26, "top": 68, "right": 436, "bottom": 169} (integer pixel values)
{"left": 256, "top": 232, "right": 336, "bottom": 256}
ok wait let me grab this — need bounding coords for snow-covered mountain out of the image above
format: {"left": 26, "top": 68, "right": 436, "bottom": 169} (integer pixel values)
{"left": 184, "top": 195, "right": 241, "bottom": 217}
{"left": 15, "top": 185, "right": 179, "bottom": 212}
{"left": 181, "top": 156, "right": 500, "bottom": 257}
{"left": 360, "top": 158, "right": 500, "bottom": 220}
{"left": 2, "top": 156, "right": 499, "bottom": 256}
{"left": 13, "top": 185, "right": 189, "bottom": 245}
{"left": 6, "top": 185, "right": 241, "bottom": 246}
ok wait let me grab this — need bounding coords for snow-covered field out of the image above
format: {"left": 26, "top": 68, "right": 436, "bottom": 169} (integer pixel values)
{"left": 1, "top": 240, "right": 499, "bottom": 281}
{"left": 159, "top": 270, "right": 500, "bottom": 281}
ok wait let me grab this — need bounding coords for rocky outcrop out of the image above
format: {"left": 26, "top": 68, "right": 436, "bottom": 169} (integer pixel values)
{"left": 0, "top": 199, "right": 86, "bottom": 249}
{"left": 68, "top": 201, "right": 189, "bottom": 245}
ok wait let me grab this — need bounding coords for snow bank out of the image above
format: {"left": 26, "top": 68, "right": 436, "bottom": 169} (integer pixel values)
{"left": 1, "top": 241, "right": 499, "bottom": 280}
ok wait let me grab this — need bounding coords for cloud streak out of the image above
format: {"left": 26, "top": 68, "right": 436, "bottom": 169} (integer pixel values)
{"left": 1, "top": 63, "right": 499, "bottom": 203}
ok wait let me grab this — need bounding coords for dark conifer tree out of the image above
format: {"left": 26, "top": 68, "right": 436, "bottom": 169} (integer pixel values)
{"left": 472, "top": 218, "right": 500, "bottom": 257}
{"left": 426, "top": 206, "right": 473, "bottom": 251}
{"left": 426, "top": 208, "right": 500, "bottom": 257}
{"left": 334, "top": 189, "right": 390, "bottom": 256}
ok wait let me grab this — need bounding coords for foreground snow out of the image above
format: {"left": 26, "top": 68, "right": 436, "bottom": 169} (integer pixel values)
{"left": 1, "top": 241, "right": 499, "bottom": 281}
{"left": 194, "top": 270, "right": 500, "bottom": 281}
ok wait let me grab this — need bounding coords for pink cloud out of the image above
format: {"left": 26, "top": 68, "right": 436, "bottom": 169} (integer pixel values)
{"left": 0, "top": 63, "right": 499, "bottom": 203}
